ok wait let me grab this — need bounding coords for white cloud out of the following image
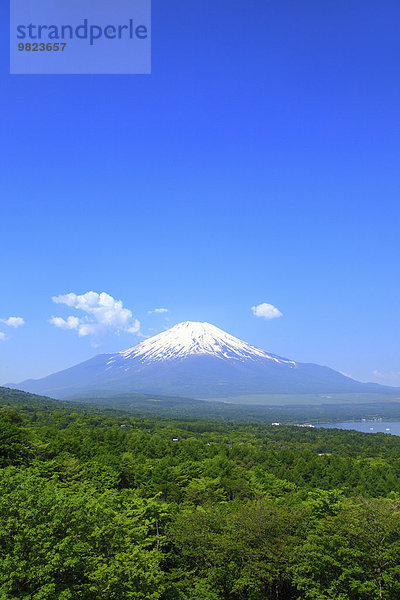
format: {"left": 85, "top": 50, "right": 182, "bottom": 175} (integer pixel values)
{"left": 0, "top": 316, "right": 25, "bottom": 340}
{"left": 76, "top": 323, "right": 99, "bottom": 337}
{"left": 148, "top": 308, "right": 169, "bottom": 314}
{"left": 251, "top": 302, "right": 283, "bottom": 320}
{"left": 0, "top": 317, "right": 25, "bottom": 328}
{"left": 126, "top": 320, "right": 141, "bottom": 334}
{"left": 50, "top": 291, "right": 141, "bottom": 338}
{"left": 49, "top": 316, "right": 80, "bottom": 331}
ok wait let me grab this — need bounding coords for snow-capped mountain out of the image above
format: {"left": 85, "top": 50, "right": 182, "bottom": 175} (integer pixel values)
{"left": 13, "top": 321, "right": 397, "bottom": 400}
{"left": 109, "top": 321, "right": 296, "bottom": 365}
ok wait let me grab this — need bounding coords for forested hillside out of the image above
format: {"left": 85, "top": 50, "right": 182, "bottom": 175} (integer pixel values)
{"left": 1, "top": 392, "right": 400, "bottom": 599}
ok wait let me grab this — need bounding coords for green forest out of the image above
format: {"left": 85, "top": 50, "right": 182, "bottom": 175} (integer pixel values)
{"left": 1, "top": 388, "right": 400, "bottom": 600}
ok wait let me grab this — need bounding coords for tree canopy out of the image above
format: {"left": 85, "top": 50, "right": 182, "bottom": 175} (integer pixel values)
{"left": 1, "top": 391, "right": 400, "bottom": 599}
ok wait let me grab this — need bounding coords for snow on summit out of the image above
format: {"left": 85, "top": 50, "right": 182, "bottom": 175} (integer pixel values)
{"left": 109, "top": 321, "right": 295, "bottom": 365}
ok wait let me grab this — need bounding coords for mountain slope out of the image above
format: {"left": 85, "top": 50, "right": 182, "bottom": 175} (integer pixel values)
{"left": 13, "top": 321, "right": 398, "bottom": 399}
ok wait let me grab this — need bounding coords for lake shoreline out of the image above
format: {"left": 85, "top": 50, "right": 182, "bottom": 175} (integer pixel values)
{"left": 314, "top": 420, "right": 400, "bottom": 436}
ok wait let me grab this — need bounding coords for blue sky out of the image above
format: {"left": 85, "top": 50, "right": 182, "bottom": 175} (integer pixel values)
{"left": 1, "top": 0, "right": 400, "bottom": 385}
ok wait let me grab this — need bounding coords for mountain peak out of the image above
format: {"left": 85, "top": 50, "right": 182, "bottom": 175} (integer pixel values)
{"left": 14, "top": 320, "right": 394, "bottom": 400}
{"left": 111, "top": 320, "right": 295, "bottom": 365}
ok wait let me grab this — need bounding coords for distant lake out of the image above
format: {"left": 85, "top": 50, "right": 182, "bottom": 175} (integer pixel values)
{"left": 315, "top": 421, "right": 400, "bottom": 436}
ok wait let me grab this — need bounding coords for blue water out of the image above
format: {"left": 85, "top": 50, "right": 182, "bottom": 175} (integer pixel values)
{"left": 315, "top": 421, "right": 400, "bottom": 436}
